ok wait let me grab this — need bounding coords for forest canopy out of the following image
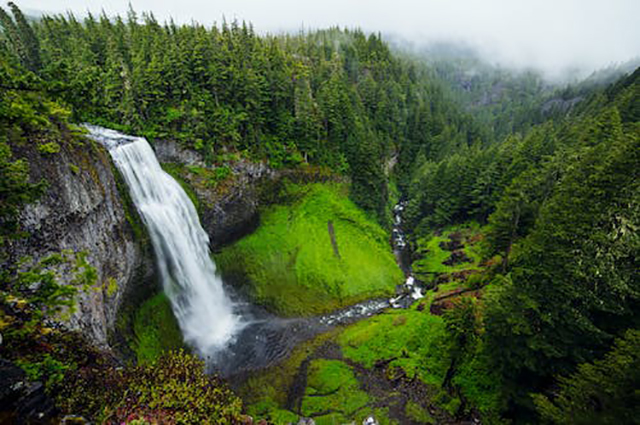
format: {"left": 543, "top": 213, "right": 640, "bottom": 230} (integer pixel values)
{"left": 1, "top": 3, "right": 638, "bottom": 423}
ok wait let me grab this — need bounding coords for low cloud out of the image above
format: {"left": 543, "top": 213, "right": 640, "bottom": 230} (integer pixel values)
{"left": 19, "top": 0, "right": 640, "bottom": 78}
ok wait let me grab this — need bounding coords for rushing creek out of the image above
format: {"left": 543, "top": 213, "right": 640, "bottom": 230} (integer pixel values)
{"left": 87, "top": 125, "right": 422, "bottom": 376}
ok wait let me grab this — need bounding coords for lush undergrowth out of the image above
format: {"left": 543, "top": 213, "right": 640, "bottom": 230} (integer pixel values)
{"left": 59, "top": 350, "right": 244, "bottom": 424}
{"left": 131, "top": 292, "right": 184, "bottom": 363}
{"left": 241, "top": 330, "right": 404, "bottom": 424}
{"left": 238, "top": 220, "right": 502, "bottom": 423}
{"left": 412, "top": 222, "right": 488, "bottom": 284}
{"left": 215, "top": 182, "right": 403, "bottom": 316}
{"left": 162, "top": 162, "right": 236, "bottom": 205}
{"left": 240, "top": 304, "right": 462, "bottom": 424}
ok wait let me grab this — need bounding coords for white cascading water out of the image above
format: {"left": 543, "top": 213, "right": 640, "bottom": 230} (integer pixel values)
{"left": 85, "top": 125, "right": 241, "bottom": 356}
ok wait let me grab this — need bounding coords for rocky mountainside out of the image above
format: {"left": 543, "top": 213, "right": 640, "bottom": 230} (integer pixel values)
{"left": 4, "top": 137, "right": 154, "bottom": 348}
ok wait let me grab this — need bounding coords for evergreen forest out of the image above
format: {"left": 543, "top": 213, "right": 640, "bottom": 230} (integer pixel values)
{"left": 0, "top": 3, "right": 638, "bottom": 424}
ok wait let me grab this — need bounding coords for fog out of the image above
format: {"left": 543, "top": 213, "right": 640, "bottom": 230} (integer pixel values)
{"left": 17, "top": 0, "right": 640, "bottom": 79}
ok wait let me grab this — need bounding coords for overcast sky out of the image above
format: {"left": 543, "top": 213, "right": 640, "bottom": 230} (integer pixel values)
{"left": 16, "top": 0, "right": 640, "bottom": 78}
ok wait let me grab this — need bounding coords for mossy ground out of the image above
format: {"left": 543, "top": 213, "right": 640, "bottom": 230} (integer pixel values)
{"left": 338, "top": 307, "right": 449, "bottom": 386}
{"left": 240, "top": 306, "right": 452, "bottom": 424}
{"left": 238, "top": 221, "right": 500, "bottom": 424}
{"left": 215, "top": 182, "right": 403, "bottom": 316}
{"left": 132, "top": 292, "right": 185, "bottom": 363}
{"left": 301, "top": 359, "right": 371, "bottom": 423}
{"left": 405, "top": 401, "right": 435, "bottom": 424}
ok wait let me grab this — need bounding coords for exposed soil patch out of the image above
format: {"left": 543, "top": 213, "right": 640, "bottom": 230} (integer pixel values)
{"left": 450, "top": 270, "right": 478, "bottom": 282}
{"left": 442, "top": 250, "right": 473, "bottom": 266}
{"left": 439, "top": 238, "right": 463, "bottom": 252}
{"left": 351, "top": 359, "right": 452, "bottom": 424}
{"left": 327, "top": 220, "right": 341, "bottom": 259}
{"left": 434, "top": 274, "right": 450, "bottom": 285}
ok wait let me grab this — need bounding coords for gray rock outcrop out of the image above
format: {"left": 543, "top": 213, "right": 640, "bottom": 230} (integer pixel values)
{"left": 4, "top": 138, "right": 154, "bottom": 348}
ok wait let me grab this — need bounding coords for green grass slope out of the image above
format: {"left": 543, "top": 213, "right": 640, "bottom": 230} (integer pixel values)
{"left": 215, "top": 182, "right": 403, "bottom": 316}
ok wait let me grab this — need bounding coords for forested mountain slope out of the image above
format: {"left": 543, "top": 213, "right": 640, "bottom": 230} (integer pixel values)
{"left": 401, "top": 65, "right": 639, "bottom": 421}
{"left": 9, "top": 9, "right": 481, "bottom": 221}
{"left": 1, "top": 2, "right": 638, "bottom": 423}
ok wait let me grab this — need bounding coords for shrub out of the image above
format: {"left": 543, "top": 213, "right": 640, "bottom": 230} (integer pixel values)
{"left": 59, "top": 350, "right": 244, "bottom": 424}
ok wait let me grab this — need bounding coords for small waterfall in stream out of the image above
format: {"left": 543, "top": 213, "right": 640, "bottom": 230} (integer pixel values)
{"left": 390, "top": 201, "right": 423, "bottom": 306}
{"left": 86, "top": 125, "right": 242, "bottom": 356}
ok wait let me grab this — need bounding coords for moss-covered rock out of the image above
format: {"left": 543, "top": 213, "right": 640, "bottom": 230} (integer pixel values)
{"left": 215, "top": 182, "right": 403, "bottom": 316}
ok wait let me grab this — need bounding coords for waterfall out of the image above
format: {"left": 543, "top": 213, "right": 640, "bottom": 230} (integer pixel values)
{"left": 86, "top": 125, "right": 241, "bottom": 356}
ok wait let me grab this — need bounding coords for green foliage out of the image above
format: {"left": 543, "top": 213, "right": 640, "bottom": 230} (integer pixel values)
{"left": 246, "top": 401, "right": 299, "bottom": 425}
{"left": 0, "top": 251, "right": 98, "bottom": 399}
{"left": 215, "top": 182, "right": 403, "bottom": 316}
{"left": 59, "top": 350, "right": 243, "bottom": 424}
{"left": 0, "top": 40, "right": 75, "bottom": 251}
{"left": 443, "top": 297, "right": 480, "bottom": 357}
{"left": 37, "top": 141, "right": 60, "bottom": 154}
{"left": 132, "top": 292, "right": 184, "bottom": 363}
{"left": 1, "top": 4, "right": 638, "bottom": 423}
{"left": 1, "top": 5, "right": 485, "bottom": 219}
{"left": 533, "top": 329, "right": 640, "bottom": 424}
{"left": 411, "top": 223, "right": 485, "bottom": 282}
{"left": 405, "top": 125, "right": 557, "bottom": 235}
{"left": 405, "top": 401, "right": 435, "bottom": 424}
{"left": 0, "top": 2, "right": 41, "bottom": 72}
{"left": 425, "top": 51, "right": 559, "bottom": 140}
{"left": 400, "top": 66, "right": 640, "bottom": 420}
{"left": 105, "top": 277, "right": 117, "bottom": 297}
{"left": 68, "top": 163, "right": 80, "bottom": 174}
{"left": 451, "top": 344, "right": 503, "bottom": 417}
{"left": 0, "top": 48, "right": 105, "bottom": 409}
{"left": 186, "top": 164, "right": 232, "bottom": 189}
{"left": 16, "top": 354, "right": 71, "bottom": 389}
{"left": 0, "top": 140, "right": 46, "bottom": 247}
{"left": 1, "top": 251, "right": 96, "bottom": 340}
{"left": 483, "top": 107, "right": 640, "bottom": 415}
{"left": 241, "top": 331, "right": 338, "bottom": 419}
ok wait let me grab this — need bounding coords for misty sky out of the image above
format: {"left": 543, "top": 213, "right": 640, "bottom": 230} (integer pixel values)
{"left": 16, "top": 0, "right": 640, "bottom": 78}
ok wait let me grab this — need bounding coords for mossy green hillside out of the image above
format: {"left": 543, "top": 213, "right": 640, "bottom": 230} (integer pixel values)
{"left": 241, "top": 331, "right": 340, "bottom": 422}
{"left": 132, "top": 292, "right": 185, "bottom": 363}
{"left": 241, "top": 337, "right": 399, "bottom": 425}
{"left": 215, "top": 183, "right": 403, "bottom": 316}
{"left": 338, "top": 308, "right": 449, "bottom": 386}
{"left": 241, "top": 307, "right": 453, "bottom": 424}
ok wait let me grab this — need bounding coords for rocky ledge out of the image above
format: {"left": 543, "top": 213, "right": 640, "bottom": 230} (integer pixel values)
{"left": 156, "top": 139, "right": 338, "bottom": 250}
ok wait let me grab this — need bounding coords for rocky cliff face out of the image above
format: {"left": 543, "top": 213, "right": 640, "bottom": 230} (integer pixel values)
{"left": 155, "top": 140, "right": 276, "bottom": 250}
{"left": 5, "top": 138, "right": 154, "bottom": 348}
